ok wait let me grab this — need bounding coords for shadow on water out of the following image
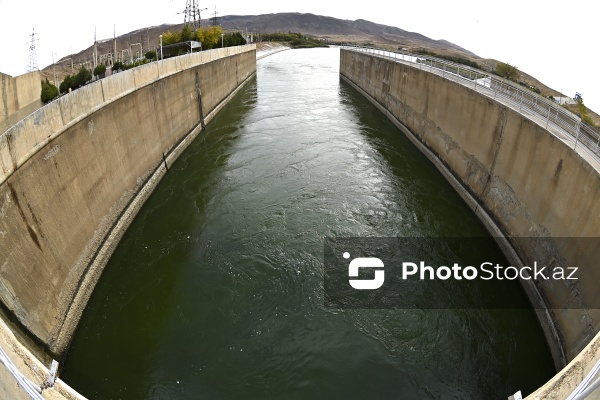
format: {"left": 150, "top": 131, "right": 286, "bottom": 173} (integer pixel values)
{"left": 62, "top": 49, "right": 554, "bottom": 400}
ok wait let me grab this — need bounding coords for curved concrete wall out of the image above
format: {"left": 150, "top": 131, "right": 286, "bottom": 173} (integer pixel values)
{"left": 0, "top": 45, "right": 256, "bottom": 360}
{"left": 340, "top": 49, "right": 600, "bottom": 397}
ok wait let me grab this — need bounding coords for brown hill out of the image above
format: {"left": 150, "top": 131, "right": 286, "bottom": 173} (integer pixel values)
{"left": 41, "top": 11, "right": 589, "bottom": 121}
{"left": 42, "top": 12, "right": 477, "bottom": 83}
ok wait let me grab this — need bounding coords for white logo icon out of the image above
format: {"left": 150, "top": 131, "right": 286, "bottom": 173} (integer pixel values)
{"left": 345, "top": 252, "right": 385, "bottom": 290}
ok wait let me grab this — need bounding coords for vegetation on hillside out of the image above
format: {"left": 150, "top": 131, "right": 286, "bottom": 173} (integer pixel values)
{"left": 412, "top": 49, "right": 480, "bottom": 69}
{"left": 492, "top": 62, "right": 543, "bottom": 95}
{"left": 262, "top": 32, "right": 328, "bottom": 48}
{"left": 493, "top": 62, "right": 520, "bottom": 81}
{"left": 573, "top": 94, "right": 594, "bottom": 126}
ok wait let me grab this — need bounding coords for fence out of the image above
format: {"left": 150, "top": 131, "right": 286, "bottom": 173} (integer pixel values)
{"left": 341, "top": 45, "right": 600, "bottom": 166}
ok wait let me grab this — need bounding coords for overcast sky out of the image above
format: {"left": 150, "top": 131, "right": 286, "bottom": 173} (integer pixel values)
{"left": 1, "top": 0, "right": 597, "bottom": 111}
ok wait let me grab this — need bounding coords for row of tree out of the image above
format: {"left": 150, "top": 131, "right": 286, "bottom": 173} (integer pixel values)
{"left": 261, "top": 32, "right": 328, "bottom": 48}
{"left": 160, "top": 26, "right": 246, "bottom": 57}
{"left": 41, "top": 64, "right": 107, "bottom": 103}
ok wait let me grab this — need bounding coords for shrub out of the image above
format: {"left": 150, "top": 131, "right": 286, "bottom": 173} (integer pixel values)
{"left": 145, "top": 51, "right": 157, "bottom": 60}
{"left": 59, "top": 74, "right": 75, "bottom": 93}
{"left": 41, "top": 78, "right": 59, "bottom": 103}
{"left": 93, "top": 64, "right": 106, "bottom": 77}
{"left": 74, "top": 66, "right": 91, "bottom": 88}
{"left": 112, "top": 61, "right": 124, "bottom": 72}
{"left": 495, "top": 62, "right": 520, "bottom": 81}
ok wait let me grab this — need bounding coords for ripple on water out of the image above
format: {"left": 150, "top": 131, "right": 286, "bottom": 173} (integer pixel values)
{"left": 62, "top": 48, "right": 554, "bottom": 400}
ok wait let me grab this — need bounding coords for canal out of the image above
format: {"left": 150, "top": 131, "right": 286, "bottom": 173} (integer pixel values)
{"left": 62, "top": 48, "right": 554, "bottom": 399}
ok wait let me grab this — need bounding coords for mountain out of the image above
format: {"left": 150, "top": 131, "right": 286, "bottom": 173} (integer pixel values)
{"left": 43, "top": 12, "right": 479, "bottom": 81}
{"left": 219, "top": 13, "right": 478, "bottom": 57}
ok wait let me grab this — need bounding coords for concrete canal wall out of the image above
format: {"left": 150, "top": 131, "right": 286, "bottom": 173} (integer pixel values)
{"left": 340, "top": 48, "right": 600, "bottom": 399}
{"left": 0, "top": 44, "right": 255, "bottom": 377}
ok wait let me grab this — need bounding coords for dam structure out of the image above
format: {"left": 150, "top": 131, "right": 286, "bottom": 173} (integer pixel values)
{"left": 339, "top": 46, "right": 600, "bottom": 399}
{"left": 0, "top": 44, "right": 256, "bottom": 399}
{"left": 0, "top": 43, "right": 597, "bottom": 399}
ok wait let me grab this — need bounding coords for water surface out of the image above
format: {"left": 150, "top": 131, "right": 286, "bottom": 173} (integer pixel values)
{"left": 63, "top": 48, "right": 554, "bottom": 399}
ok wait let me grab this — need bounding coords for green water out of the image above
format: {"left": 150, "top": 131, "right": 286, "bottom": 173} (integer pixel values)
{"left": 62, "top": 48, "right": 554, "bottom": 399}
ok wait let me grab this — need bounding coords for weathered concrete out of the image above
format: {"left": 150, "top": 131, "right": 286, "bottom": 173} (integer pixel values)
{"left": 0, "top": 44, "right": 255, "bottom": 381}
{"left": 1, "top": 71, "right": 43, "bottom": 134}
{"left": 340, "top": 49, "right": 600, "bottom": 398}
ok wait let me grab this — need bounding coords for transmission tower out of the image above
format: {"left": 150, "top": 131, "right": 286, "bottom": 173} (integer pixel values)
{"left": 183, "top": 0, "right": 207, "bottom": 29}
{"left": 211, "top": 5, "right": 219, "bottom": 26}
{"left": 27, "top": 28, "right": 39, "bottom": 72}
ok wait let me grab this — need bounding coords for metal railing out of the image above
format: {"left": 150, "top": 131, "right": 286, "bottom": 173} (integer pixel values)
{"left": 341, "top": 45, "right": 600, "bottom": 168}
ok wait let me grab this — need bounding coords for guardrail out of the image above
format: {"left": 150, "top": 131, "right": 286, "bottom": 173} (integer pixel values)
{"left": 341, "top": 45, "right": 600, "bottom": 166}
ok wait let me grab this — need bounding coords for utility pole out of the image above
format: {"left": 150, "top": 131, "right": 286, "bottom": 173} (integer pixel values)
{"left": 93, "top": 27, "right": 98, "bottom": 70}
{"left": 52, "top": 52, "right": 57, "bottom": 87}
{"left": 27, "top": 28, "right": 39, "bottom": 72}
{"left": 113, "top": 25, "right": 118, "bottom": 65}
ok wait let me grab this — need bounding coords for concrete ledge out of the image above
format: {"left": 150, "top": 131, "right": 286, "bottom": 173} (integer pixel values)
{"left": 101, "top": 70, "right": 135, "bottom": 102}
{"left": 0, "top": 315, "right": 84, "bottom": 400}
{"left": 133, "top": 62, "right": 159, "bottom": 88}
{"left": 158, "top": 57, "right": 179, "bottom": 78}
{"left": 529, "top": 331, "right": 600, "bottom": 399}
{"left": 176, "top": 53, "right": 195, "bottom": 71}
{"left": 0, "top": 45, "right": 256, "bottom": 187}
{"left": 57, "top": 80, "right": 104, "bottom": 124}
{"left": 1, "top": 101, "right": 64, "bottom": 182}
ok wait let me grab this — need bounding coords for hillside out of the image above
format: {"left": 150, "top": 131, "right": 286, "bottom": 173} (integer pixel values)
{"left": 39, "top": 12, "right": 592, "bottom": 121}
{"left": 220, "top": 13, "right": 477, "bottom": 57}
{"left": 41, "top": 12, "right": 478, "bottom": 83}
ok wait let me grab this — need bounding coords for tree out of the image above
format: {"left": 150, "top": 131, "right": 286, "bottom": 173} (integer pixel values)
{"left": 74, "top": 66, "right": 91, "bottom": 88}
{"left": 162, "top": 30, "right": 179, "bottom": 46}
{"left": 112, "top": 61, "right": 124, "bottom": 72}
{"left": 145, "top": 51, "right": 157, "bottom": 61}
{"left": 574, "top": 93, "right": 594, "bottom": 126}
{"left": 41, "top": 78, "right": 59, "bottom": 103}
{"left": 197, "top": 26, "right": 223, "bottom": 49}
{"left": 223, "top": 32, "right": 246, "bottom": 47}
{"left": 494, "top": 62, "right": 520, "bottom": 81}
{"left": 59, "top": 74, "right": 75, "bottom": 94}
{"left": 181, "top": 25, "right": 193, "bottom": 42}
{"left": 93, "top": 64, "right": 106, "bottom": 77}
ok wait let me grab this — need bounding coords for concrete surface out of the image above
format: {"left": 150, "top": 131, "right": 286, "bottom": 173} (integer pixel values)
{"left": 1, "top": 71, "right": 43, "bottom": 134}
{"left": 0, "top": 44, "right": 256, "bottom": 399}
{"left": 340, "top": 48, "right": 600, "bottom": 400}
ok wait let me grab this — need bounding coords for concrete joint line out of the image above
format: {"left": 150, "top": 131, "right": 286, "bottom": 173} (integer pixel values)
{"left": 481, "top": 108, "right": 507, "bottom": 198}
{"left": 195, "top": 71, "right": 205, "bottom": 130}
{"left": 162, "top": 153, "right": 169, "bottom": 172}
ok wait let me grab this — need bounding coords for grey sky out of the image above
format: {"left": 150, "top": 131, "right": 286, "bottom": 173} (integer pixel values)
{"left": 1, "top": 0, "right": 597, "bottom": 111}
